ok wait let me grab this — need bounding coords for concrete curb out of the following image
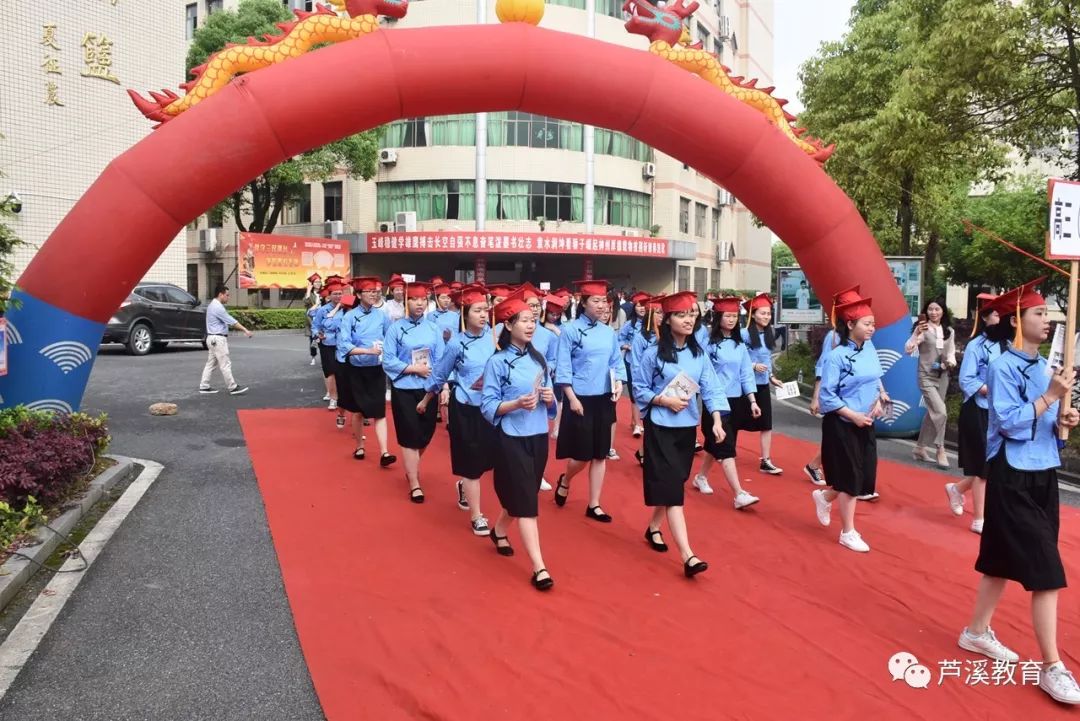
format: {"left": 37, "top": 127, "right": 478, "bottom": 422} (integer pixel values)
{"left": 0, "top": 455, "right": 140, "bottom": 613}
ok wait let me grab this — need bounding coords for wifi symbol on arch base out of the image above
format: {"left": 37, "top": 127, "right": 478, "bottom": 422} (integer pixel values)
{"left": 39, "top": 341, "right": 93, "bottom": 374}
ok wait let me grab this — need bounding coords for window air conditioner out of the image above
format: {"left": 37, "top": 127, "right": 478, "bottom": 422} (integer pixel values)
{"left": 378, "top": 222, "right": 392, "bottom": 232}
{"left": 717, "top": 189, "right": 734, "bottom": 207}
{"left": 394, "top": 211, "right": 417, "bottom": 232}
{"left": 199, "top": 228, "right": 218, "bottom": 253}
{"left": 326, "top": 220, "right": 344, "bottom": 236}
{"left": 379, "top": 148, "right": 398, "bottom": 165}
{"left": 642, "top": 162, "right": 656, "bottom": 179}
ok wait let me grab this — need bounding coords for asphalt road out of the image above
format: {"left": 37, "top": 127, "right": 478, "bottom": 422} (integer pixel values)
{"left": 1, "top": 332, "right": 1076, "bottom": 720}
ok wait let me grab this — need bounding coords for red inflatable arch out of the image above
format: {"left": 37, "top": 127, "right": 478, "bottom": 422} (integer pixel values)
{"left": 3, "top": 23, "right": 918, "bottom": 430}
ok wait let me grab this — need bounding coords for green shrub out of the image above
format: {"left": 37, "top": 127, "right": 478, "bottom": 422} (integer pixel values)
{"left": 0, "top": 407, "right": 54, "bottom": 438}
{"left": 0, "top": 496, "right": 46, "bottom": 550}
{"left": 230, "top": 308, "right": 307, "bottom": 330}
{"left": 773, "top": 342, "right": 816, "bottom": 384}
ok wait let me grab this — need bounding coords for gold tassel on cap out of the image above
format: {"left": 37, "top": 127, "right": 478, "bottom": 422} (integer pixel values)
{"left": 970, "top": 313, "right": 980, "bottom": 339}
{"left": 1013, "top": 295, "right": 1023, "bottom": 347}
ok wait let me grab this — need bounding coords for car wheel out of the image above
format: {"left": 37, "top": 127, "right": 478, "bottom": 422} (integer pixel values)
{"left": 151, "top": 341, "right": 170, "bottom": 351}
{"left": 126, "top": 322, "right": 153, "bottom": 356}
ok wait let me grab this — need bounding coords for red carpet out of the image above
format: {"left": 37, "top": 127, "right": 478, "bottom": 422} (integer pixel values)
{"left": 240, "top": 404, "right": 1080, "bottom": 721}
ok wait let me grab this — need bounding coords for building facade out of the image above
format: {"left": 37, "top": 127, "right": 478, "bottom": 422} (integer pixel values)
{"left": 0, "top": 1, "right": 188, "bottom": 290}
{"left": 185, "top": 0, "right": 775, "bottom": 303}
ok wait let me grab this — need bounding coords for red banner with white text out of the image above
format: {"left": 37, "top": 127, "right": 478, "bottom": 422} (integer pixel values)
{"left": 367, "top": 231, "right": 669, "bottom": 258}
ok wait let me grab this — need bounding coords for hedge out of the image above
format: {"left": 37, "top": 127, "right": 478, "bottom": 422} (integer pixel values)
{"left": 230, "top": 308, "right": 307, "bottom": 330}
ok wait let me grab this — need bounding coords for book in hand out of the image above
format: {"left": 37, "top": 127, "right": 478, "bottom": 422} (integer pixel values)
{"left": 411, "top": 347, "right": 431, "bottom": 368}
{"left": 534, "top": 369, "right": 546, "bottom": 393}
{"left": 661, "top": 371, "right": 700, "bottom": 402}
{"left": 470, "top": 374, "right": 484, "bottom": 391}
{"left": 774, "top": 381, "right": 801, "bottom": 401}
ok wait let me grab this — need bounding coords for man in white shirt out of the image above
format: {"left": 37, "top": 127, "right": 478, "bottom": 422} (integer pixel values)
{"left": 199, "top": 284, "right": 252, "bottom": 395}
{"left": 384, "top": 274, "right": 406, "bottom": 322}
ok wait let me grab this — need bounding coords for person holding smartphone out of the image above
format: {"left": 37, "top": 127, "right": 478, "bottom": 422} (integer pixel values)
{"left": 906, "top": 299, "right": 958, "bottom": 468}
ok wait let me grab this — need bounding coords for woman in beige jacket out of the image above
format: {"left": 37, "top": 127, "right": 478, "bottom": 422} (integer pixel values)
{"left": 905, "top": 299, "right": 957, "bottom": 467}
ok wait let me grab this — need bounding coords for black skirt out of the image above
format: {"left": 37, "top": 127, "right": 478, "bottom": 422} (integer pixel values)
{"left": 975, "top": 450, "right": 1065, "bottom": 591}
{"left": 318, "top": 343, "right": 338, "bottom": 379}
{"left": 493, "top": 429, "right": 548, "bottom": 518}
{"left": 624, "top": 359, "right": 636, "bottom": 403}
{"left": 739, "top": 384, "right": 773, "bottom": 432}
{"left": 957, "top": 397, "right": 989, "bottom": 478}
{"left": 556, "top": 393, "right": 615, "bottom": 461}
{"left": 345, "top": 364, "right": 387, "bottom": 419}
{"left": 642, "top": 420, "right": 696, "bottom": 507}
{"left": 820, "top": 411, "right": 877, "bottom": 497}
{"left": 390, "top": 386, "right": 437, "bottom": 450}
{"left": 702, "top": 403, "right": 739, "bottom": 460}
{"left": 334, "top": 361, "right": 358, "bottom": 413}
{"left": 448, "top": 395, "right": 495, "bottom": 479}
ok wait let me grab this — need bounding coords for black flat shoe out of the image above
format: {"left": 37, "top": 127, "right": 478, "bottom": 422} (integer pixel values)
{"left": 585, "top": 506, "right": 612, "bottom": 523}
{"left": 644, "top": 528, "right": 668, "bottom": 552}
{"left": 684, "top": 556, "right": 708, "bottom": 578}
{"left": 489, "top": 529, "right": 514, "bottom": 556}
{"left": 694, "top": 442, "right": 704, "bottom": 454}
{"left": 409, "top": 486, "right": 425, "bottom": 504}
{"left": 531, "top": 569, "right": 554, "bottom": 591}
{"left": 353, "top": 447, "right": 365, "bottom": 460}
{"left": 380, "top": 453, "right": 396, "bottom": 468}
{"left": 362, "top": 418, "right": 371, "bottom": 426}
{"left": 554, "top": 474, "right": 569, "bottom": 508}
{"left": 634, "top": 449, "right": 645, "bottom": 467}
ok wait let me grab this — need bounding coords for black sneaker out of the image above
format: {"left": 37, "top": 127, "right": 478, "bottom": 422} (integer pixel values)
{"left": 804, "top": 464, "right": 826, "bottom": 486}
{"left": 199, "top": 387, "right": 219, "bottom": 394}
{"left": 228, "top": 386, "right": 249, "bottom": 395}
{"left": 456, "top": 479, "right": 469, "bottom": 511}
{"left": 759, "top": 458, "right": 783, "bottom": 475}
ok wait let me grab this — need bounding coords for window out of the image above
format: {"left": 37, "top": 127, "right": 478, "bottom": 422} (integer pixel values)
{"left": 206, "top": 0, "right": 223, "bottom": 14}
{"left": 165, "top": 287, "right": 196, "bottom": 305}
{"left": 381, "top": 116, "right": 477, "bottom": 147}
{"left": 694, "top": 203, "right": 707, "bottom": 238}
{"left": 280, "top": 288, "right": 306, "bottom": 302}
{"left": 677, "top": 265, "right": 691, "bottom": 292}
{"left": 208, "top": 205, "right": 224, "bottom": 229}
{"left": 377, "top": 181, "right": 477, "bottom": 221}
{"left": 323, "top": 181, "right": 343, "bottom": 222}
{"left": 710, "top": 270, "right": 721, "bottom": 293}
{"left": 712, "top": 208, "right": 720, "bottom": 241}
{"left": 597, "top": 187, "right": 652, "bottom": 229}
{"left": 286, "top": 184, "right": 312, "bottom": 224}
{"left": 185, "top": 4, "right": 198, "bottom": 40}
{"left": 596, "top": 0, "right": 624, "bottom": 18}
{"left": 486, "top": 181, "right": 580, "bottom": 222}
{"left": 697, "top": 23, "right": 711, "bottom": 53}
{"left": 135, "top": 287, "right": 168, "bottom": 303}
{"left": 694, "top": 267, "right": 707, "bottom": 299}
{"left": 187, "top": 264, "right": 199, "bottom": 299}
{"left": 594, "top": 128, "right": 653, "bottom": 162}
{"left": 679, "top": 198, "right": 690, "bottom": 234}
{"left": 489, "top": 112, "right": 583, "bottom": 151}
{"left": 549, "top": 0, "right": 587, "bottom": 7}
{"left": 207, "top": 263, "right": 224, "bottom": 301}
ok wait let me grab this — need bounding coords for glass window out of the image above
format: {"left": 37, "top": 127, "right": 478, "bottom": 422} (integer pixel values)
{"left": 677, "top": 266, "right": 691, "bottom": 292}
{"left": 710, "top": 269, "right": 722, "bottom": 293}
{"left": 323, "top": 181, "right": 343, "bottom": 222}
{"left": 594, "top": 128, "right": 653, "bottom": 162}
{"left": 377, "top": 181, "right": 477, "bottom": 222}
{"left": 137, "top": 287, "right": 168, "bottom": 303}
{"left": 599, "top": 187, "right": 652, "bottom": 229}
{"left": 596, "top": 0, "right": 624, "bottom": 18}
{"left": 694, "top": 267, "right": 707, "bottom": 299}
{"left": 695, "top": 202, "right": 707, "bottom": 238}
{"left": 549, "top": 0, "right": 587, "bottom": 8}
{"left": 207, "top": 263, "right": 224, "bottom": 301}
{"left": 679, "top": 198, "right": 690, "bottom": 234}
{"left": 185, "top": 4, "right": 198, "bottom": 40}
{"left": 380, "top": 116, "right": 477, "bottom": 147}
{"left": 489, "top": 112, "right": 583, "bottom": 151}
{"left": 206, "top": 0, "right": 223, "bottom": 14}
{"left": 165, "top": 287, "right": 196, "bottom": 305}
{"left": 484, "top": 181, "right": 583, "bottom": 222}
{"left": 187, "top": 264, "right": 199, "bottom": 299}
{"left": 286, "top": 184, "right": 312, "bottom": 224}
{"left": 697, "top": 23, "right": 711, "bottom": 53}
{"left": 712, "top": 208, "right": 720, "bottom": 241}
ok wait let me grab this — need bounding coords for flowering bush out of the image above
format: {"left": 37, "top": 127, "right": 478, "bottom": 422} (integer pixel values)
{"left": 0, "top": 408, "right": 110, "bottom": 507}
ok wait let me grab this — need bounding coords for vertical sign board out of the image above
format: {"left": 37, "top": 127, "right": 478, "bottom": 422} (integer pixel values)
{"left": 884, "top": 256, "right": 924, "bottom": 321}
{"left": 776, "top": 267, "right": 823, "bottom": 325}
{"left": 1046, "top": 178, "right": 1080, "bottom": 440}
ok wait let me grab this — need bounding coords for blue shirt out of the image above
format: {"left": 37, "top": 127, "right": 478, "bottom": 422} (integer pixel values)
{"left": 428, "top": 329, "right": 496, "bottom": 406}
{"left": 741, "top": 327, "right": 773, "bottom": 386}
{"left": 306, "top": 305, "right": 319, "bottom": 339}
{"left": 205, "top": 299, "right": 237, "bottom": 335}
{"left": 959, "top": 335, "right": 1005, "bottom": 409}
{"left": 428, "top": 308, "right": 461, "bottom": 340}
{"left": 481, "top": 345, "right": 557, "bottom": 436}
{"left": 494, "top": 322, "right": 559, "bottom": 377}
{"left": 382, "top": 316, "right": 445, "bottom": 390}
{"left": 314, "top": 303, "right": 345, "bottom": 347}
{"left": 819, "top": 340, "right": 884, "bottom": 419}
{"left": 634, "top": 344, "right": 728, "bottom": 427}
{"left": 701, "top": 332, "right": 756, "bottom": 399}
{"left": 617, "top": 319, "right": 642, "bottom": 354}
{"left": 629, "top": 329, "right": 658, "bottom": 390}
{"left": 337, "top": 304, "right": 390, "bottom": 367}
{"left": 555, "top": 314, "right": 626, "bottom": 395}
{"left": 986, "top": 348, "right": 1060, "bottom": 471}
{"left": 815, "top": 329, "right": 841, "bottom": 380}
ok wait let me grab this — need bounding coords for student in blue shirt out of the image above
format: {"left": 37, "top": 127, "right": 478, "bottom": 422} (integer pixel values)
{"left": 313, "top": 280, "right": 347, "bottom": 422}
{"left": 552, "top": 280, "right": 627, "bottom": 523}
{"left": 947, "top": 293, "right": 1000, "bottom": 534}
{"left": 692, "top": 296, "right": 761, "bottom": 510}
{"left": 811, "top": 294, "right": 886, "bottom": 553}
{"left": 740, "top": 293, "right": 787, "bottom": 475}
{"left": 957, "top": 279, "right": 1080, "bottom": 706}
{"left": 428, "top": 281, "right": 461, "bottom": 343}
{"left": 419, "top": 285, "right": 495, "bottom": 535}
{"left": 383, "top": 281, "right": 445, "bottom": 503}
{"left": 543, "top": 292, "right": 569, "bottom": 442}
{"left": 337, "top": 277, "right": 395, "bottom": 467}
{"left": 619, "top": 292, "right": 651, "bottom": 439}
{"left": 634, "top": 292, "right": 726, "bottom": 578}
{"left": 629, "top": 296, "right": 663, "bottom": 467}
{"left": 481, "top": 297, "right": 559, "bottom": 591}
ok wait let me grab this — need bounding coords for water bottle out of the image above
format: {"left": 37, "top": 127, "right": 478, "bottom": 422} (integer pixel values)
{"left": 797, "top": 369, "right": 804, "bottom": 385}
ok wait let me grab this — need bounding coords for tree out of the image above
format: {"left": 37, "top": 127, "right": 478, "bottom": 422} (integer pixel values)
{"left": 771, "top": 240, "right": 795, "bottom": 270}
{"left": 940, "top": 180, "right": 1066, "bottom": 306}
{"left": 187, "top": 0, "right": 380, "bottom": 233}
{"left": 0, "top": 164, "right": 23, "bottom": 313}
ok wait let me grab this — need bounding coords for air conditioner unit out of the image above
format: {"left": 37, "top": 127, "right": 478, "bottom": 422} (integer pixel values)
{"left": 717, "top": 189, "right": 734, "bottom": 207}
{"left": 378, "top": 222, "right": 392, "bottom": 232}
{"left": 717, "top": 242, "right": 735, "bottom": 262}
{"left": 326, "top": 219, "right": 344, "bottom": 236}
{"left": 379, "top": 148, "right": 398, "bottom": 165}
{"left": 622, "top": 229, "right": 642, "bottom": 237}
{"left": 642, "top": 162, "right": 656, "bottom": 179}
{"left": 718, "top": 16, "right": 732, "bottom": 40}
{"left": 394, "top": 211, "right": 417, "bottom": 232}
{"left": 198, "top": 228, "right": 218, "bottom": 253}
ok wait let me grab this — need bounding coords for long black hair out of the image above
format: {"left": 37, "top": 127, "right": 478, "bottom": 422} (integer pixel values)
{"left": 985, "top": 309, "right": 1017, "bottom": 350}
{"left": 497, "top": 314, "right": 548, "bottom": 373}
{"left": 657, "top": 317, "right": 704, "bottom": 363}
{"left": 746, "top": 309, "right": 776, "bottom": 350}
{"left": 709, "top": 308, "right": 743, "bottom": 345}
{"left": 916, "top": 298, "right": 953, "bottom": 340}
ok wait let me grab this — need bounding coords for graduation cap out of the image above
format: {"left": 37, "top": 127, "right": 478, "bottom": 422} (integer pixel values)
{"left": 630, "top": 291, "right": 651, "bottom": 305}
{"left": 573, "top": 279, "right": 611, "bottom": 298}
{"left": 432, "top": 281, "right": 452, "bottom": 297}
{"left": 387, "top": 273, "right": 405, "bottom": 290}
{"left": 743, "top": 293, "right": 773, "bottom": 327}
{"left": 405, "top": 281, "right": 431, "bottom": 300}
{"left": 711, "top": 296, "right": 743, "bottom": 315}
{"left": 493, "top": 296, "right": 530, "bottom": 325}
{"left": 988, "top": 277, "right": 1047, "bottom": 347}
{"left": 834, "top": 295, "right": 874, "bottom": 323}
{"left": 307, "top": 273, "right": 322, "bottom": 284}
{"left": 324, "top": 280, "right": 346, "bottom": 294}
{"left": 516, "top": 282, "right": 542, "bottom": 302}
{"left": 543, "top": 293, "right": 568, "bottom": 310}
{"left": 339, "top": 293, "right": 357, "bottom": 309}
{"left": 488, "top": 284, "right": 513, "bottom": 300}
{"left": 829, "top": 285, "right": 861, "bottom": 328}
{"left": 353, "top": 276, "right": 383, "bottom": 292}
{"left": 970, "top": 292, "right": 998, "bottom": 338}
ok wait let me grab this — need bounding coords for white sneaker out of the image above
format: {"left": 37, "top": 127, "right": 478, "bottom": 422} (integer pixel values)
{"left": 733, "top": 490, "right": 759, "bottom": 510}
{"left": 1039, "top": 663, "right": 1080, "bottom": 705}
{"left": 539, "top": 478, "right": 552, "bottom": 491}
{"left": 945, "top": 482, "right": 965, "bottom": 516}
{"left": 838, "top": 529, "right": 870, "bottom": 552}
{"left": 856, "top": 492, "right": 880, "bottom": 502}
{"left": 328, "top": 399, "right": 337, "bottom": 410}
{"left": 971, "top": 519, "right": 984, "bottom": 534}
{"left": 607, "top": 448, "right": 620, "bottom": 461}
{"left": 692, "top": 474, "right": 714, "bottom": 495}
{"left": 812, "top": 489, "right": 832, "bottom": 527}
{"left": 322, "top": 393, "right": 331, "bottom": 401}
{"left": 385, "top": 389, "right": 391, "bottom": 402}
{"left": 471, "top": 515, "right": 491, "bottom": 537}
{"left": 958, "top": 626, "right": 1019, "bottom": 663}
{"left": 310, "top": 357, "right": 318, "bottom": 366}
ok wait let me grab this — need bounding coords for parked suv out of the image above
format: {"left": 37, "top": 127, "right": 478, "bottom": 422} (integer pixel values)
{"left": 102, "top": 282, "right": 208, "bottom": 356}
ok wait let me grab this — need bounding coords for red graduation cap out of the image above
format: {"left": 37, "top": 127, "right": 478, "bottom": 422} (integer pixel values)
{"left": 387, "top": 273, "right": 405, "bottom": 289}
{"left": 458, "top": 284, "right": 488, "bottom": 307}
{"left": 834, "top": 295, "right": 874, "bottom": 323}
{"left": 711, "top": 296, "right": 742, "bottom": 315}
{"left": 544, "top": 293, "right": 568, "bottom": 310}
{"left": 324, "top": 280, "right": 346, "bottom": 294}
{"left": 743, "top": 293, "right": 773, "bottom": 327}
{"left": 552, "top": 287, "right": 572, "bottom": 299}
{"left": 829, "top": 284, "right": 861, "bottom": 327}
{"left": 318, "top": 286, "right": 330, "bottom": 298}
{"left": 988, "top": 277, "right": 1047, "bottom": 346}
{"left": 488, "top": 284, "right": 513, "bottom": 300}
{"left": 339, "top": 293, "right": 357, "bottom": 309}
{"left": 661, "top": 291, "right": 698, "bottom": 314}
{"left": 405, "top": 281, "right": 431, "bottom": 300}
{"left": 646, "top": 295, "right": 664, "bottom": 311}
{"left": 630, "top": 291, "right": 651, "bottom": 305}
{"left": 573, "top": 279, "right": 611, "bottom": 298}
{"left": 450, "top": 281, "right": 464, "bottom": 291}
{"left": 516, "top": 282, "right": 542, "bottom": 302}
{"left": 429, "top": 275, "right": 445, "bottom": 288}
{"left": 493, "top": 297, "right": 530, "bottom": 325}
{"left": 433, "top": 282, "right": 452, "bottom": 297}
{"left": 353, "top": 276, "right": 382, "bottom": 292}
{"left": 970, "top": 292, "right": 999, "bottom": 337}
{"left": 307, "top": 273, "right": 322, "bottom": 284}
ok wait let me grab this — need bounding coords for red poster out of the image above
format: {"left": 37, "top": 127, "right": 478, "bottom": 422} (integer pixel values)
{"left": 367, "top": 231, "right": 669, "bottom": 258}
{"left": 238, "top": 232, "right": 351, "bottom": 289}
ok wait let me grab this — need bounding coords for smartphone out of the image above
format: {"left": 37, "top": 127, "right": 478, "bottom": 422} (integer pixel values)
{"left": 918, "top": 313, "right": 927, "bottom": 324}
